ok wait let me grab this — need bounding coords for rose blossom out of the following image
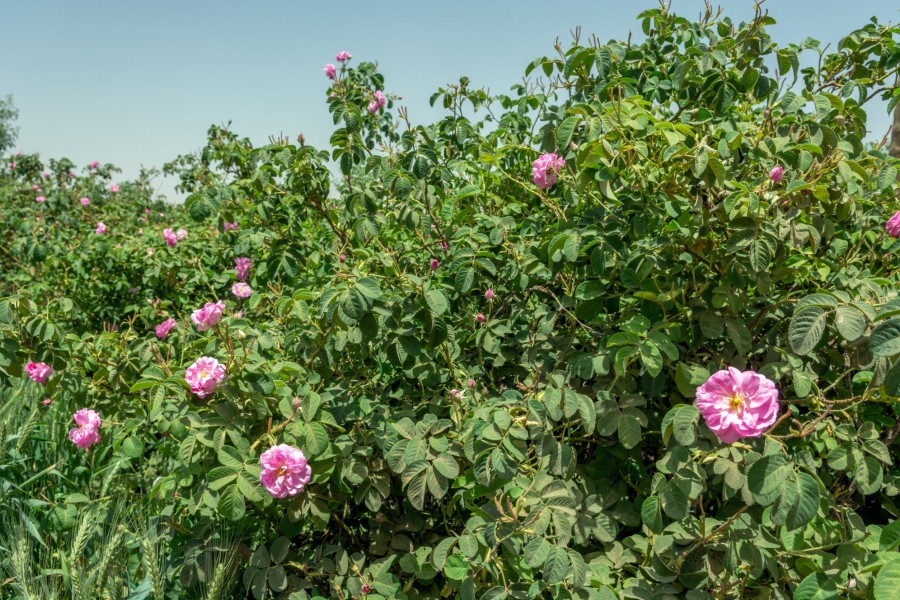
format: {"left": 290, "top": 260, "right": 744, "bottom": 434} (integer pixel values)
{"left": 532, "top": 153, "right": 566, "bottom": 189}
{"left": 163, "top": 228, "right": 177, "bottom": 246}
{"left": 336, "top": 50, "right": 351, "bottom": 62}
{"left": 41, "top": 171, "right": 49, "bottom": 178}
{"left": 232, "top": 282, "right": 252, "bottom": 298}
{"left": 68, "top": 408, "right": 101, "bottom": 450}
{"left": 769, "top": 165, "right": 784, "bottom": 183}
{"left": 95, "top": 222, "right": 107, "bottom": 234}
{"left": 109, "top": 184, "right": 119, "bottom": 192}
{"left": 485, "top": 288, "right": 495, "bottom": 300}
{"left": 80, "top": 197, "right": 90, "bottom": 206}
{"left": 324, "top": 63, "right": 336, "bottom": 80}
{"left": 476, "top": 313, "right": 485, "bottom": 323}
{"left": 155, "top": 317, "right": 177, "bottom": 340}
{"left": 176, "top": 228, "right": 187, "bottom": 241}
{"left": 695, "top": 367, "right": 780, "bottom": 444}
{"left": 191, "top": 301, "right": 225, "bottom": 331}
{"left": 35, "top": 196, "right": 45, "bottom": 203}
{"left": 235, "top": 257, "right": 252, "bottom": 281}
{"left": 42, "top": 398, "right": 52, "bottom": 406}
{"left": 25, "top": 361, "right": 53, "bottom": 384}
{"left": 367, "top": 90, "right": 386, "bottom": 114}
{"left": 259, "top": 444, "right": 312, "bottom": 498}
{"left": 886, "top": 211, "right": 900, "bottom": 238}
{"left": 184, "top": 356, "right": 226, "bottom": 399}
{"left": 467, "top": 378, "right": 476, "bottom": 388}
{"left": 224, "top": 222, "right": 238, "bottom": 231}
{"left": 91, "top": 160, "right": 99, "bottom": 169}
{"left": 430, "top": 259, "right": 439, "bottom": 272}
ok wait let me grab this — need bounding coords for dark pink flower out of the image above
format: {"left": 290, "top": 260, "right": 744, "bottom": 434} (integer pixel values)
{"left": 532, "top": 153, "right": 565, "bottom": 189}
{"left": 25, "top": 361, "right": 53, "bottom": 384}
{"left": 155, "top": 317, "right": 177, "bottom": 340}
{"left": 69, "top": 408, "right": 101, "bottom": 450}
{"left": 260, "top": 444, "right": 312, "bottom": 498}
{"left": 696, "top": 367, "right": 780, "bottom": 444}
{"left": 324, "top": 63, "right": 336, "bottom": 80}
{"left": 769, "top": 165, "right": 784, "bottom": 183}
{"left": 886, "top": 211, "right": 900, "bottom": 238}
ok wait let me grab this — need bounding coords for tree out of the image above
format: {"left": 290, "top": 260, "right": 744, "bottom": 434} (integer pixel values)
{"left": 0, "top": 95, "right": 19, "bottom": 155}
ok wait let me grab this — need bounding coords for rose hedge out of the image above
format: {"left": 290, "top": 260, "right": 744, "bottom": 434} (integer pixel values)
{"left": 2, "top": 5, "right": 900, "bottom": 599}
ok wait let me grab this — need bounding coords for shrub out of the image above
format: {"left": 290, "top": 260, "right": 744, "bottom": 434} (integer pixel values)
{"left": 1, "top": 4, "right": 900, "bottom": 599}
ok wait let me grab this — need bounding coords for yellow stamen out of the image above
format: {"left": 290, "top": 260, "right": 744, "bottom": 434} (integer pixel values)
{"left": 728, "top": 393, "right": 744, "bottom": 412}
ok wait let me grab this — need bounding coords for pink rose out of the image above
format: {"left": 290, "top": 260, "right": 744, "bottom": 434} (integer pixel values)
{"left": 110, "top": 184, "right": 119, "bottom": 192}
{"left": 224, "top": 222, "right": 238, "bottom": 231}
{"left": 184, "top": 356, "right": 226, "bottom": 398}
{"left": 42, "top": 398, "right": 52, "bottom": 406}
{"left": 695, "top": 367, "right": 780, "bottom": 444}
{"left": 163, "top": 228, "right": 177, "bottom": 246}
{"left": 68, "top": 408, "right": 102, "bottom": 450}
{"left": 324, "top": 63, "right": 336, "bottom": 80}
{"left": 176, "top": 228, "right": 187, "bottom": 241}
{"left": 80, "top": 197, "right": 90, "bottom": 206}
{"left": 232, "top": 282, "right": 252, "bottom": 298}
{"left": 35, "top": 196, "right": 45, "bottom": 203}
{"left": 8, "top": 162, "right": 14, "bottom": 169}
{"left": 91, "top": 160, "right": 99, "bottom": 168}
{"left": 886, "top": 211, "right": 900, "bottom": 238}
{"left": 336, "top": 51, "right": 351, "bottom": 62}
{"left": 430, "top": 259, "right": 439, "bottom": 272}
{"left": 235, "top": 257, "right": 252, "bottom": 281}
{"left": 532, "top": 153, "right": 565, "bottom": 189}
{"left": 41, "top": 171, "right": 49, "bottom": 178}
{"left": 191, "top": 300, "right": 225, "bottom": 331}
{"left": 769, "top": 165, "right": 784, "bottom": 183}
{"left": 155, "top": 317, "right": 177, "bottom": 340}
{"left": 367, "top": 90, "right": 386, "bottom": 114}
{"left": 25, "top": 361, "right": 53, "bottom": 384}
{"left": 476, "top": 313, "right": 485, "bottom": 323}
{"left": 485, "top": 288, "right": 495, "bottom": 300}
{"left": 95, "top": 222, "right": 107, "bottom": 235}
{"left": 339, "top": 254, "right": 346, "bottom": 263}
{"left": 467, "top": 378, "right": 476, "bottom": 388}
{"left": 260, "top": 444, "right": 312, "bottom": 498}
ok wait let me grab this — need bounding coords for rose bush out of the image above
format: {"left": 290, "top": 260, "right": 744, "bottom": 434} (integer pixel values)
{"left": 1, "top": 5, "right": 900, "bottom": 599}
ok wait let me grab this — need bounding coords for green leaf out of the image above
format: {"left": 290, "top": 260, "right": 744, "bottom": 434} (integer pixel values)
{"left": 854, "top": 456, "right": 884, "bottom": 495}
{"left": 556, "top": 116, "right": 580, "bottom": 149}
{"left": 543, "top": 546, "right": 570, "bottom": 585}
{"left": 747, "top": 454, "right": 791, "bottom": 506}
{"left": 871, "top": 318, "right": 900, "bottom": 357}
{"left": 786, "top": 472, "right": 820, "bottom": 530}
{"left": 877, "top": 165, "right": 898, "bottom": 191}
{"left": 794, "top": 573, "right": 838, "bottom": 600}
{"left": 617, "top": 413, "right": 641, "bottom": 449}
{"left": 218, "top": 484, "right": 246, "bottom": 521}
{"left": 693, "top": 150, "right": 708, "bottom": 178}
{"left": 355, "top": 277, "right": 382, "bottom": 299}
{"left": 875, "top": 558, "right": 900, "bottom": 600}
{"left": 789, "top": 307, "right": 828, "bottom": 355}
{"left": 524, "top": 537, "right": 551, "bottom": 569}
{"left": 455, "top": 267, "right": 474, "bottom": 293}
{"left": 122, "top": 436, "right": 144, "bottom": 458}
{"left": 880, "top": 520, "right": 900, "bottom": 552}
{"left": 834, "top": 305, "right": 867, "bottom": 341}
{"left": 641, "top": 495, "right": 663, "bottom": 533}
{"left": 425, "top": 289, "right": 449, "bottom": 316}
{"left": 442, "top": 554, "right": 469, "bottom": 581}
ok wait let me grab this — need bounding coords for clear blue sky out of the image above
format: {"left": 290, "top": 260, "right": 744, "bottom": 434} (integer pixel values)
{"left": 3, "top": 1, "right": 898, "bottom": 201}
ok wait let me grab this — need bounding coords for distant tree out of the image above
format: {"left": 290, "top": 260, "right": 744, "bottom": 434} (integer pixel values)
{"left": 0, "top": 95, "right": 19, "bottom": 155}
{"left": 893, "top": 99, "right": 900, "bottom": 158}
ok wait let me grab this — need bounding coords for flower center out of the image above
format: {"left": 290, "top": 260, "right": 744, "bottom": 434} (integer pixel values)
{"left": 199, "top": 370, "right": 208, "bottom": 379}
{"left": 276, "top": 465, "right": 289, "bottom": 478}
{"left": 727, "top": 393, "right": 745, "bottom": 412}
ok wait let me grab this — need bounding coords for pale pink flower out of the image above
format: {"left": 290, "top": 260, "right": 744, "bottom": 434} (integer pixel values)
{"left": 224, "top": 222, "right": 238, "bottom": 231}
{"left": 367, "top": 90, "right": 386, "bottom": 114}
{"left": 176, "top": 228, "right": 187, "bottom": 241}
{"left": 259, "top": 444, "right": 312, "bottom": 498}
{"left": 185, "top": 356, "right": 226, "bottom": 398}
{"left": 80, "top": 197, "right": 90, "bottom": 206}
{"left": 109, "top": 184, "right": 119, "bottom": 192}
{"left": 90, "top": 160, "right": 99, "bottom": 169}
{"left": 235, "top": 257, "right": 252, "bottom": 281}
{"left": 476, "top": 313, "right": 485, "bottom": 323}
{"left": 191, "top": 300, "right": 225, "bottom": 331}
{"left": 467, "top": 379, "right": 476, "bottom": 388}
{"left": 695, "top": 367, "right": 780, "bottom": 444}
{"left": 95, "top": 222, "right": 107, "bottom": 235}
{"left": 31, "top": 184, "right": 40, "bottom": 190}
{"left": 8, "top": 162, "right": 14, "bottom": 169}
{"left": 336, "top": 51, "right": 351, "bottom": 62}
{"left": 886, "top": 211, "right": 900, "bottom": 238}
{"left": 155, "top": 317, "right": 177, "bottom": 340}
{"left": 145, "top": 208, "right": 152, "bottom": 214}
{"left": 41, "top": 171, "right": 49, "bottom": 178}
{"left": 25, "top": 361, "right": 53, "bottom": 384}
{"left": 35, "top": 196, "right": 45, "bottom": 203}
{"left": 532, "top": 153, "right": 565, "bottom": 189}
{"left": 42, "top": 398, "right": 52, "bottom": 406}
{"left": 449, "top": 389, "right": 463, "bottom": 400}
{"left": 485, "top": 288, "right": 495, "bottom": 300}
{"left": 68, "top": 408, "right": 101, "bottom": 450}
{"left": 163, "top": 228, "right": 177, "bottom": 246}
{"left": 324, "top": 63, "right": 336, "bottom": 80}
{"left": 430, "top": 259, "right": 439, "bottom": 271}
{"left": 232, "top": 282, "right": 252, "bottom": 298}
{"left": 769, "top": 165, "right": 784, "bottom": 183}
{"left": 146, "top": 247, "right": 154, "bottom": 256}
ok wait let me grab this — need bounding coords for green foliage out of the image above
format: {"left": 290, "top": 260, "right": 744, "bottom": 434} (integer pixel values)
{"left": 1, "top": 4, "right": 900, "bottom": 599}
